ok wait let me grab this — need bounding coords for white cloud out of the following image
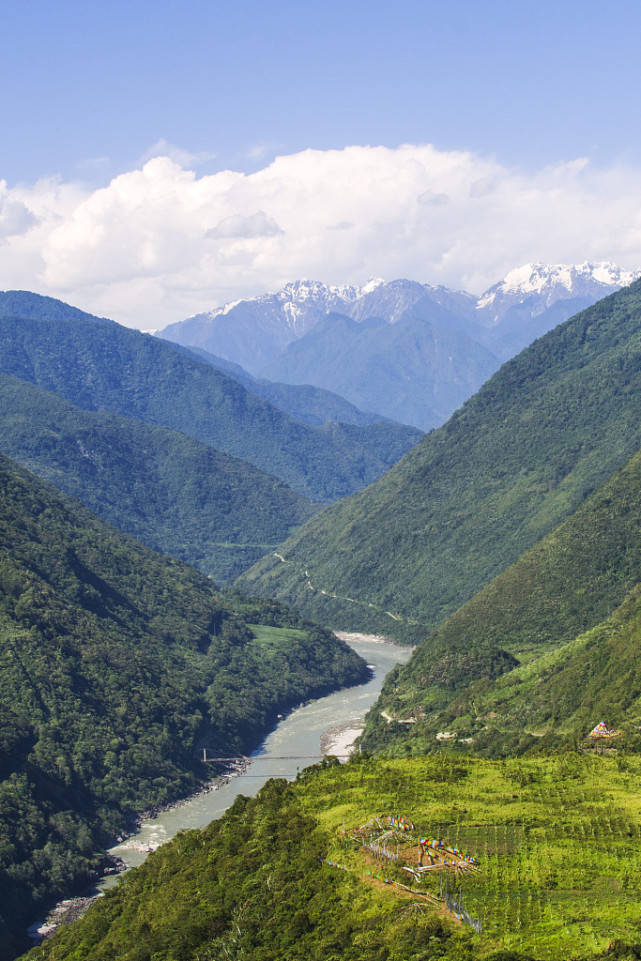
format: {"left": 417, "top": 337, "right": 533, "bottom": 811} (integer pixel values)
{"left": 1, "top": 143, "right": 641, "bottom": 329}
{"left": 206, "top": 210, "right": 283, "bottom": 239}
{"left": 0, "top": 193, "right": 36, "bottom": 238}
{"left": 139, "top": 139, "right": 217, "bottom": 168}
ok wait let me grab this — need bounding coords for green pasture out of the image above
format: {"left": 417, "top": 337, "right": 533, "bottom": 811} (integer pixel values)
{"left": 248, "top": 623, "right": 308, "bottom": 647}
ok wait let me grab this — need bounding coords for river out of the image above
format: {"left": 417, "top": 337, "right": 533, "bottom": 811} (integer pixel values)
{"left": 30, "top": 632, "right": 411, "bottom": 938}
{"left": 103, "top": 632, "right": 411, "bottom": 876}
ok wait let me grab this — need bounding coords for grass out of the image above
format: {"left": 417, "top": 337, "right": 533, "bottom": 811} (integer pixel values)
{"left": 248, "top": 623, "right": 308, "bottom": 647}
{"left": 27, "top": 752, "right": 641, "bottom": 961}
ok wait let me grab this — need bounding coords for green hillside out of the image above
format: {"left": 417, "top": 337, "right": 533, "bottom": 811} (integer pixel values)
{"left": 0, "top": 293, "right": 421, "bottom": 503}
{"left": 0, "top": 372, "right": 316, "bottom": 582}
{"left": 359, "top": 445, "right": 641, "bottom": 752}
{"left": 449, "top": 583, "right": 641, "bottom": 753}
{"left": 238, "top": 280, "right": 641, "bottom": 638}
{"left": 0, "top": 454, "right": 367, "bottom": 960}
{"left": 26, "top": 754, "right": 641, "bottom": 961}
{"left": 364, "top": 581, "right": 641, "bottom": 760}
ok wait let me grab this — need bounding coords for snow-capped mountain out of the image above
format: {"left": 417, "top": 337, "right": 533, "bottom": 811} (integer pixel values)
{"left": 476, "top": 262, "right": 640, "bottom": 326}
{"left": 473, "top": 261, "right": 640, "bottom": 360}
{"left": 198, "top": 278, "right": 386, "bottom": 333}
{"left": 160, "top": 279, "right": 386, "bottom": 372}
{"left": 158, "top": 262, "right": 639, "bottom": 429}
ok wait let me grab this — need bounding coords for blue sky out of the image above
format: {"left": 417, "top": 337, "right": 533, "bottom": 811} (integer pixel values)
{"left": 3, "top": 0, "right": 640, "bottom": 186}
{"left": 2, "top": 0, "right": 641, "bottom": 328}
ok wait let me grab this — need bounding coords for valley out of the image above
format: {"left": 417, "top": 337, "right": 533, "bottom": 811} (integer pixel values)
{"left": 5, "top": 270, "right": 641, "bottom": 961}
{"left": 0, "top": 453, "right": 368, "bottom": 959}
{"left": 7, "top": 6, "right": 641, "bottom": 958}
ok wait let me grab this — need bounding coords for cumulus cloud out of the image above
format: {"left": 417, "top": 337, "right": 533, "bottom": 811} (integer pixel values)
{"left": 1, "top": 143, "right": 641, "bottom": 329}
{"left": 0, "top": 194, "right": 36, "bottom": 238}
{"left": 206, "top": 210, "right": 283, "bottom": 239}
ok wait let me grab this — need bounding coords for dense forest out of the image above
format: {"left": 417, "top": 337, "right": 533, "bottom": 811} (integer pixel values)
{"left": 238, "top": 280, "right": 641, "bottom": 638}
{"left": 0, "top": 294, "right": 421, "bottom": 503}
{"left": 25, "top": 754, "right": 641, "bottom": 961}
{"left": 0, "top": 454, "right": 367, "bottom": 960}
{"left": 0, "top": 372, "right": 316, "bottom": 582}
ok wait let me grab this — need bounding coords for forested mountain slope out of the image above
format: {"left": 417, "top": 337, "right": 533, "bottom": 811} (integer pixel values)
{"left": 365, "top": 583, "right": 641, "bottom": 759}
{"left": 0, "top": 454, "right": 367, "bottom": 960}
{"left": 180, "top": 346, "right": 390, "bottom": 427}
{"left": 360, "top": 447, "right": 641, "bottom": 754}
{"left": 445, "top": 583, "right": 641, "bottom": 755}
{"left": 0, "top": 294, "right": 420, "bottom": 502}
{"left": 26, "top": 755, "right": 641, "bottom": 961}
{"left": 0, "top": 291, "right": 110, "bottom": 326}
{"left": 238, "top": 280, "right": 641, "bottom": 639}
{"left": 0, "top": 373, "right": 316, "bottom": 582}
{"left": 261, "top": 304, "right": 498, "bottom": 430}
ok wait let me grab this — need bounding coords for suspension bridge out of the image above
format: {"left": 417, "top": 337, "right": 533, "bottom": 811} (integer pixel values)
{"left": 201, "top": 749, "right": 351, "bottom": 763}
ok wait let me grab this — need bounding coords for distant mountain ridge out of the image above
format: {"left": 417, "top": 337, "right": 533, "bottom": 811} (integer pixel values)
{"left": 476, "top": 261, "right": 641, "bottom": 360}
{"left": 0, "top": 292, "right": 421, "bottom": 504}
{"left": 261, "top": 305, "right": 498, "bottom": 430}
{"left": 160, "top": 279, "right": 386, "bottom": 373}
{"left": 477, "top": 261, "right": 639, "bottom": 322}
{"left": 0, "top": 372, "right": 317, "bottom": 582}
{"left": 185, "top": 345, "right": 387, "bottom": 427}
{"left": 160, "top": 262, "right": 639, "bottom": 429}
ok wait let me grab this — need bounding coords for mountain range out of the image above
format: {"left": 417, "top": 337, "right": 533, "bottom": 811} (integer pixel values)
{"left": 238, "top": 278, "right": 641, "bottom": 640}
{"left": 7, "top": 267, "right": 641, "bottom": 961}
{"left": 0, "top": 291, "right": 421, "bottom": 504}
{"left": 160, "top": 262, "right": 639, "bottom": 429}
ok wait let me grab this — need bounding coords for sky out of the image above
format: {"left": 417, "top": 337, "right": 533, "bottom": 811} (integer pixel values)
{"left": 2, "top": 0, "right": 641, "bottom": 329}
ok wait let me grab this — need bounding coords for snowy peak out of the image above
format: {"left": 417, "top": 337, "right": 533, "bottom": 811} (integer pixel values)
{"left": 206, "top": 278, "right": 386, "bottom": 333}
{"left": 276, "top": 278, "right": 384, "bottom": 304}
{"left": 160, "top": 263, "right": 640, "bottom": 376}
{"left": 275, "top": 279, "right": 384, "bottom": 333}
{"left": 477, "top": 261, "right": 640, "bottom": 323}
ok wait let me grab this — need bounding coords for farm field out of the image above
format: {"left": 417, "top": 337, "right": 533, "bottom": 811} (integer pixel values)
{"left": 298, "top": 753, "right": 641, "bottom": 959}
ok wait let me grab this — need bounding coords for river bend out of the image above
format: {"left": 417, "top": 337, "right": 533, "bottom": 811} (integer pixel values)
{"left": 104, "top": 633, "right": 411, "bottom": 877}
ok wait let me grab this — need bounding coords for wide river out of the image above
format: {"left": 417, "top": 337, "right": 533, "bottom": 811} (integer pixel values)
{"left": 103, "top": 632, "right": 411, "bottom": 878}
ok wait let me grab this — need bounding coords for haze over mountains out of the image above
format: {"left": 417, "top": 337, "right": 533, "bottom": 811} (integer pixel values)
{"left": 160, "top": 262, "right": 639, "bottom": 430}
